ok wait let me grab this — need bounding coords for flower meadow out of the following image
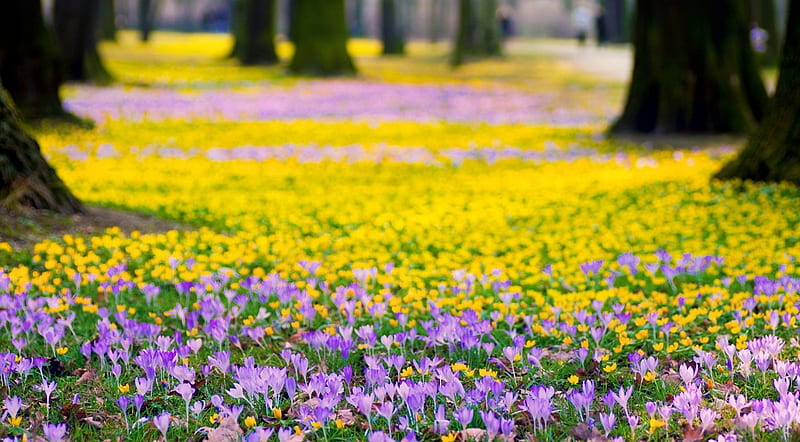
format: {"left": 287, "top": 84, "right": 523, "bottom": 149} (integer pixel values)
{"left": 2, "top": 34, "right": 800, "bottom": 442}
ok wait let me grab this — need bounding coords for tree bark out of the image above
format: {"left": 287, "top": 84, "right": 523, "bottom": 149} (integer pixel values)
{"left": 429, "top": 0, "right": 444, "bottom": 43}
{"left": 715, "top": 0, "right": 800, "bottom": 184}
{"left": 350, "top": 0, "right": 366, "bottom": 37}
{"left": 610, "top": 0, "right": 768, "bottom": 134}
{"left": 139, "top": 0, "right": 158, "bottom": 42}
{"left": 0, "top": 1, "right": 65, "bottom": 119}
{"left": 99, "top": 0, "right": 117, "bottom": 41}
{"left": 451, "top": 0, "right": 502, "bottom": 66}
{"left": 381, "top": 0, "right": 406, "bottom": 55}
{"left": 600, "top": 0, "right": 629, "bottom": 43}
{"left": 54, "top": 0, "right": 112, "bottom": 84}
{"left": 232, "top": 0, "right": 279, "bottom": 65}
{"left": 288, "top": 0, "right": 356, "bottom": 75}
{"left": 750, "top": 0, "right": 780, "bottom": 66}
{"left": 0, "top": 89, "right": 82, "bottom": 214}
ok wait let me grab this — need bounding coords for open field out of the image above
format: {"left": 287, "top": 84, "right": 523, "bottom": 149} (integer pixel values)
{"left": 1, "top": 33, "right": 798, "bottom": 441}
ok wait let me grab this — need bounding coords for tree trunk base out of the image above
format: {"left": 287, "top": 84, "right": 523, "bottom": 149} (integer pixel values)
{"left": 0, "top": 93, "right": 83, "bottom": 214}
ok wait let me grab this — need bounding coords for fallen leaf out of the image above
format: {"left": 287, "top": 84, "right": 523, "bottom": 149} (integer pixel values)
{"left": 681, "top": 424, "right": 703, "bottom": 442}
{"left": 568, "top": 422, "right": 606, "bottom": 441}
{"left": 336, "top": 408, "right": 355, "bottom": 425}
{"left": 197, "top": 416, "right": 243, "bottom": 442}
{"left": 75, "top": 369, "right": 97, "bottom": 385}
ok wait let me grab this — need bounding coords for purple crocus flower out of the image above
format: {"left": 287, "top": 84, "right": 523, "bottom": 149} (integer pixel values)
{"left": 153, "top": 412, "right": 170, "bottom": 439}
{"left": 42, "top": 422, "right": 68, "bottom": 442}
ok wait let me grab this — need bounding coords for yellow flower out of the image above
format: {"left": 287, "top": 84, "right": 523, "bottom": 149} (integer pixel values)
{"left": 244, "top": 416, "right": 256, "bottom": 428}
{"left": 441, "top": 433, "right": 458, "bottom": 442}
{"left": 335, "top": 419, "right": 345, "bottom": 429}
{"left": 118, "top": 383, "right": 130, "bottom": 394}
{"left": 272, "top": 408, "right": 282, "bottom": 419}
{"left": 210, "top": 413, "right": 219, "bottom": 424}
{"left": 7, "top": 416, "right": 21, "bottom": 426}
{"left": 603, "top": 362, "right": 617, "bottom": 373}
{"left": 568, "top": 375, "right": 580, "bottom": 385}
{"left": 649, "top": 418, "right": 665, "bottom": 432}
{"left": 400, "top": 366, "right": 414, "bottom": 378}
{"left": 643, "top": 371, "right": 657, "bottom": 382}
{"left": 652, "top": 343, "right": 664, "bottom": 352}
{"left": 478, "top": 368, "right": 497, "bottom": 378}
{"left": 451, "top": 362, "right": 468, "bottom": 372}
{"left": 56, "top": 347, "right": 69, "bottom": 355}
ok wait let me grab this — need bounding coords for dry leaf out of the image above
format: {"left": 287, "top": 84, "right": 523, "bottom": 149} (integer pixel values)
{"left": 75, "top": 369, "right": 97, "bottom": 385}
{"left": 459, "top": 429, "right": 515, "bottom": 442}
{"left": 336, "top": 408, "right": 355, "bottom": 425}
{"left": 198, "top": 416, "right": 243, "bottom": 442}
{"left": 681, "top": 424, "right": 703, "bottom": 442}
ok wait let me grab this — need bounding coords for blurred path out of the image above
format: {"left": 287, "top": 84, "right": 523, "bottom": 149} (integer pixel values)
{"left": 508, "top": 39, "right": 632, "bottom": 83}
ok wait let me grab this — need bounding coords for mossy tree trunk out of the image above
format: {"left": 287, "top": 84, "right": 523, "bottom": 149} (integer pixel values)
{"left": 288, "top": 0, "right": 356, "bottom": 76}
{"left": 715, "top": 0, "right": 800, "bottom": 184}
{"left": 232, "top": 0, "right": 279, "bottom": 65}
{"left": 54, "top": 0, "right": 113, "bottom": 84}
{"left": 0, "top": 1, "right": 65, "bottom": 119}
{"left": 139, "top": 0, "right": 158, "bottom": 42}
{"left": 381, "top": 0, "right": 406, "bottom": 55}
{"left": 99, "top": 0, "right": 118, "bottom": 41}
{"left": 0, "top": 89, "right": 82, "bottom": 213}
{"left": 451, "top": 0, "right": 502, "bottom": 66}
{"left": 610, "top": 0, "right": 768, "bottom": 134}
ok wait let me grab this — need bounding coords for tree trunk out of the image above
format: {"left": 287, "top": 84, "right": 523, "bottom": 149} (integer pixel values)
{"left": 350, "top": 0, "right": 365, "bottom": 37}
{"left": 54, "top": 0, "right": 112, "bottom": 84}
{"left": 750, "top": 0, "right": 780, "bottom": 66}
{"left": 715, "top": 0, "right": 800, "bottom": 184}
{"left": 381, "top": 0, "right": 406, "bottom": 55}
{"left": 451, "top": 0, "right": 502, "bottom": 66}
{"left": 601, "top": 0, "right": 629, "bottom": 43}
{"left": 610, "top": 0, "right": 768, "bottom": 134}
{"left": 232, "top": 0, "right": 279, "bottom": 65}
{"left": 139, "top": 0, "right": 158, "bottom": 42}
{"left": 288, "top": 0, "right": 356, "bottom": 75}
{"left": 0, "top": 89, "right": 82, "bottom": 214}
{"left": 0, "top": 1, "right": 65, "bottom": 119}
{"left": 429, "top": 0, "right": 444, "bottom": 43}
{"left": 99, "top": 0, "right": 117, "bottom": 41}
{"left": 287, "top": 0, "right": 297, "bottom": 42}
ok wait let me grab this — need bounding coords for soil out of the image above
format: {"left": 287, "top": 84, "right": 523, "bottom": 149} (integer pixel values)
{"left": 0, "top": 205, "right": 188, "bottom": 250}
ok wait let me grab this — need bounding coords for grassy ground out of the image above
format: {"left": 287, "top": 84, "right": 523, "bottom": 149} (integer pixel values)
{"left": 0, "top": 33, "right": 797, "bottom": 441}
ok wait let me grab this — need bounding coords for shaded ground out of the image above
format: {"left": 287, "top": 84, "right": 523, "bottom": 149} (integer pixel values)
{"left": 0, "top": 206, "right": 186, "bottom": 250}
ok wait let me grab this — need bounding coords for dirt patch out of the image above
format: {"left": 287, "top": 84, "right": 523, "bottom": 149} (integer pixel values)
{"left": 0, "top": 205, "right": 188, "bottom": 250}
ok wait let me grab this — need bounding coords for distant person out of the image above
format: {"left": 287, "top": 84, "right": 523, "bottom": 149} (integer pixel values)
{"left": 750, "top": 23, "right": 768, "bottom": 53}
{"left": 497, "top": 5, "right": 514, "bottom": 39}
{"left": 595, "top": 5, "right": 608, "bottom": 46}
{"left": 572, "top": 5, "right": 593, "bottom": 46}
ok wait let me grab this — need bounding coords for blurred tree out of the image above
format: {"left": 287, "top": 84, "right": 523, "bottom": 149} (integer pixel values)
{"left": 610, "top": 0, "right": 768, "bottom": 134}
{"left": 99, "top": 0, "right": 117, "bottom": 41}
{"left": 715, "top": 0, "right": 800, "bottom": 183}
{"left": 451, "top": 0, "right": 502, "bottom": 66}
{"left": 289, "top": 0, "right": 355, "bottom": 75}
{"left": 231, "top": 0, "right": 278, "bottom": 65}
{"left": 750, "top": 0, "right": 780, "bottom": 66}
{"left": 600, "top": 0, "right": 629, "bottom": 43}
{"left": 429, "top": 0, "right": 445, "bottom": 43}
{"left": 0, "top": 1, "right": 65, "bottom": 119}
{"left": 139, "top": 0, "right": 158, "bottom": 42}
{"left": 381, "top": 0, "right": 406, "bottom": 55}
{"left": 54, "top": 0, "right": 113, "bottom": 84}
{"left": 0, "top": 88, "right": 82, "bottom": 213}
{"left": 350, "top": 0, "right": 366, "bottom": 37}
